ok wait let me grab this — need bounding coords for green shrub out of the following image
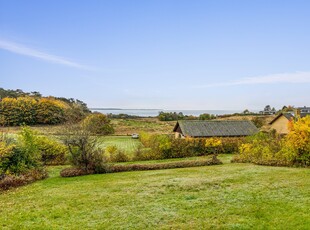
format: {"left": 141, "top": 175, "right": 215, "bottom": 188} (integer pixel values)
{"left": 82, "top": 113, "right": 114, "bottom": 135}
{"left": 221, "top": 137, "right": 245, "bottom": 153}
{"left": 157, "top": 111, "right": 184, "bottom": 121}
{"left": 104, "top": 145, "right": 130, "bottom": 162}
{"left": 138, "top": 132, "right": 173, "bottom": 160}
{"left": 252, "top": 116, "right": 265, "bottom": 128}
{"left": 133, "top": 147, "right": 161, "bottom": 161}
{"left": 62, "top": 125, "right": 107, "bottom": 173}
{"left": 36, "top": 136, "right": 68, "bottom": 165}
{"left": 0, "top": 128, "right": 49, "bottom": 190}
{"left": 109, "top": 148, "right": 130, "bottom": 162}
{"left": 0, "top": 127, "right": 42, "bottom": 175}
{"left": 199, "top": 113, "right": 216, "bottom": 120}
{"left": 170, "top": 138, "right": 196, "bottom": 158}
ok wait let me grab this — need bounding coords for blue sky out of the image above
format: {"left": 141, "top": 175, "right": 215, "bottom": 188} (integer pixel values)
{"left": 1, "top": 0, "right": 310, "bottom": 110}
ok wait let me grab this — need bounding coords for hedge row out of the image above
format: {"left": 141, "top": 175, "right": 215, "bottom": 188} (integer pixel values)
{"left": 138, "top": 132, "right": 244, "bottom": 161}
{"left": 60, "top": 156, "right": 222, "bottom": 177}
{"left": 0, "top": 168, "right": 48, "bottom": 191}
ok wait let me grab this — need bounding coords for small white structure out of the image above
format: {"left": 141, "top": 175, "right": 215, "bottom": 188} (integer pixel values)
{"left": 131, "top": 133, "right": 139, "bottom": 139}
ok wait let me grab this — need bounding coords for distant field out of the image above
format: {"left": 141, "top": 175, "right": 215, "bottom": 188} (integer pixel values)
{"left": 0, "top": 118, "right": 176, "bottom": 135}
{"left": 0, "top": 124, "right": 65, "bottom": 135}
{"left": 111, "top": 118, "right": 175, "bottom": 135}
{"left": 1, "top": 155, "right": 309, "bottom": 229}
{"left": 0, "top": 115, "right": 274, "bottom": 136}
{"left": 98, "top": 136, "right": 141, "bottom": 153}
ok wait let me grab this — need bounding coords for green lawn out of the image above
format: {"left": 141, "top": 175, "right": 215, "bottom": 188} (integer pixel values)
{"left": 98, "top": 136, "right": 141, "bottom": 153}
{"left": 1, "top": 155, "right": 310, "bottom": 229}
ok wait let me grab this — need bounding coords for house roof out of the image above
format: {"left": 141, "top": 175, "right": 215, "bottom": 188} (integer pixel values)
{"left": 269, "top": 113, "right": 294, "bottom": 125}
{"left": 173, "top": 120, "right": 259, "bottom": 137}
{"left": 300, "top": 113, "right": 310, "bottom": 118}
{"left": 297, "top": 106, "right": 310, "bottom": 117}
{"left": 297, "top": 106, "right": 310, "bottom": 110}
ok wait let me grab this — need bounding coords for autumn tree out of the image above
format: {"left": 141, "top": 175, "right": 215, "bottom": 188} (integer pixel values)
{"left": 36, "top": 97, "right": 68, "bottom": 124}
{"left": 0, "top": 97, "right": 37, "bottom": 126}
{"left": 199, "top": 113, "right": 216, "bottom": 120}
{"left": 285, "top": 116, "right": 310, "bottom": 165}
{"left": 0, "top": 88, "right": 90, "bottom": 126}
{"left": 82, "top": 113, "right": 114, "bottom": 135}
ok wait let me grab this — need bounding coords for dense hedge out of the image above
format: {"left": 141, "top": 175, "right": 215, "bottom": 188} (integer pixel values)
{"left": 136, "top": 132, "right": 244, "bottom": 161}
{"left": 60, "top": 156, "right": 222, "bottom": 177}
{"left": 0, "top": 168, "right": 48, "bottom": 191}
{"left": 106, "top": 156, "right": 222, "bottom": 173}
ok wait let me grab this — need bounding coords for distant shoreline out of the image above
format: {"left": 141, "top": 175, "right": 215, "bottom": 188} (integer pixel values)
{"left": 90, "top": 108, "right": 162, "bottom": 111}
{"left": 90, "top": 109, "right": 246, "bottom": 117}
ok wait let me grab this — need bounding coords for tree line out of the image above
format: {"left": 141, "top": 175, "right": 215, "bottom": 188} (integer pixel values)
{"left": 0, "top": 88, "right": 90, "bottom": 126}
{"left": 158, "top": 111, "right": 216, "bottom": 121}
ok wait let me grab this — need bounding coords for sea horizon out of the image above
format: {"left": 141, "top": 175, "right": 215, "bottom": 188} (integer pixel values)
{"left": 90, "top": 108, "right": 257, "bottom": 117}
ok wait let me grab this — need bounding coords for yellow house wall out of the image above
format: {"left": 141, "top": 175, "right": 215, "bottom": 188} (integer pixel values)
{"left": 270, "top": 116, "right": 290, "bottom": 134}
{"left": 175, "top": 132, "right": 186, "bottom": 138}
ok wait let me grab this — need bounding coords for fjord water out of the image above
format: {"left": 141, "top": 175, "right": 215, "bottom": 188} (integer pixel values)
{"left": 91, "top": 109, "right": 242, "bottom": 117}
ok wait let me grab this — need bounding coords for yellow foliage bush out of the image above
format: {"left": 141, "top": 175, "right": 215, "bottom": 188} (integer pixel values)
{"left": 205, "top": 138, "right": 222, "bottom": 148}
{"left": 285, "top": 116, "right": 310, "bottom": 165}
{"left": 233, "top": 116, "right": 310, "bottom": 166}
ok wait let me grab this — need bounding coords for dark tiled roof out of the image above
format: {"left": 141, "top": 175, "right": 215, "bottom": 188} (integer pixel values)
{"left": 269, "top": 113, "right": 294, "bottom": 124}
{"left": 300, "top": 113, "right": 310, "bottom": 118}
{"left": 173, "top": 120, "right": 259, "bottom": 137}
{"left": 297, "top": 106, "right": 310, "bottom": 110}
{"left": 298, "top": 106, "right": 310, "bottom": 117}
{"left": 283, "top": 113, "right": 294, "bottom": 120}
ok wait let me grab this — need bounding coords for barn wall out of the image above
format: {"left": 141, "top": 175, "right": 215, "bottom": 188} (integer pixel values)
{"left": 174, "top": 126, "right": 185, "bottom": 138}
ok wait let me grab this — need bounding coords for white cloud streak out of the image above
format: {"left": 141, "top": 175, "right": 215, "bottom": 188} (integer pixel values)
{"left": 195, "top": 71, "right": 310, "bottom": 88}
{"left": 0, "top": 39, "right": 94, "bottom": 70}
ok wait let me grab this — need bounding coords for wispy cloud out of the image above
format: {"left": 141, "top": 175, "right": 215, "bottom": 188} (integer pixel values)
{"left": 0, "top": 39, "right": 94, "bottom": 70}
{"left": 194, "top": 71, "right": 310, "bottom": 88}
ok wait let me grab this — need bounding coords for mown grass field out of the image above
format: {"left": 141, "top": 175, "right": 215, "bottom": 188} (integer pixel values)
{"left": 98, "top": 136, "right": 141, "bottom": 153}
{"left": 1, "top": 155, "right": 309, "bottom": 229}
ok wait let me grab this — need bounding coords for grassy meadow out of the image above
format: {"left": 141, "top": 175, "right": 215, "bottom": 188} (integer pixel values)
{"left": 110, "top": 118, "right": 175, "bottom": 135}
{"left": 0, "top": 117, "right": 176, "bottom": 136}
{"left": 1, "top": 155, "right": 310, "bottom": 229}
{"left": 1, "top": 116, "right": 309, "bottom": 229}
{"left": 98, "top": 136, "right": 141, "bottom": 153}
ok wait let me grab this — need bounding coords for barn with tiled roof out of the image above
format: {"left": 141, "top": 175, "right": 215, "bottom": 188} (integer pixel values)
{"left": 173, "top": 120, "right": 258, "bottom": 138}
